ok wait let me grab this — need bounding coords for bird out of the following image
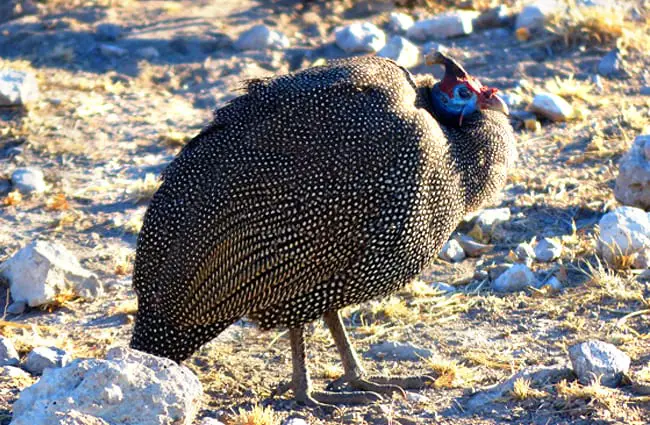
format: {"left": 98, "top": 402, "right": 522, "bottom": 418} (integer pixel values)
{"left": 130, "top": 52, "right": 515, "bottom": 406}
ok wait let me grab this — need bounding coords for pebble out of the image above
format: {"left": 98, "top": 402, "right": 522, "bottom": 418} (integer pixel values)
{"left": 388, "top": 12, "right": 415, "bottom": 34}
{"left": 99, "top": 44, "right": 127, "bottom": 57}
{"left": 199, "top": 418, "right": 226, "bottom": 425}
{"left": 0, "top": 69, "right": 39, "bottom": 106}
{"left": 537, "top": 276, "right": 562, "bottom": 291}
{"left": 515, "top": 1, "right": 562, "bottom": 30}
{"left": 438, "top": 239, "right": 466, "bottom": 262}
{"left": 569, "top": 340, "right": 630, "bottom": 387}
{"left": 95, "top": 23, "right": 122, "bottom": 41}
{"left": 489, "top": 265, "right": 514, "bottom": 283}
{"left": 366, "top": 341, "right": 433, "bottom": 361}
{"left": 614, "top": 134, "right": 650, "bottom": 210}
{"left": 0, "top": 336, "right": 20, "bottom": 366}
{"left": 456, "top": 234, "right": 493, "bottom": 257}
{"left": 376, "top": 35, "right": 420, "bottom": 68}
{"left": 11, "top": 167, "right": 46, "bottom": 194}
{"left": 491, "top": 264, "right": 538, "bottom": 292}
{"left": 598, "top": 48, "right": 623, "bottom": 78}
{"left": 335, "top": 22, "right": 386, "bottom": 53}
{"left": 234, "top": 24, "right": 290, "bottom": 51}
{"left": 529, "top": 92, "right": 574, "bottom": 122}
{"left": 407, "top": 11, "right": 478, "bottom": 41}
{"left": 406, "top": 392, "right": 430, "bottom": 403}
{"left": 7, "top": 300, "right": 27, "bottom": 315}
{"left": 24, "top": 346, "right": 71, "bottom": 375}
{"left": 534, "top": 237, "right": 562, "bottom": 262}
{"left": 472, "top": 207, "right": 511, "bottom": 241}
{"left": 136, "top": 46, "right": 160, "bottom": 60}
{"left": 597, "top": 206, "right": 650, "bottom": 269}
{"left": 282, "top": 419, "right": 308, "bottom": 425}
{"left": 1, "top": 365, "right": 31, "bottom": 380}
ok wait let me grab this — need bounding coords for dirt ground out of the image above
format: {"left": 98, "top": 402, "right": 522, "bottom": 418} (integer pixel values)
{"left": 0, "top": 0, "right": 649, "bottom": 424}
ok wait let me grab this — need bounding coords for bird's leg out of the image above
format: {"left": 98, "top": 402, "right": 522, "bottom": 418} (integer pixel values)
{"left": 323, "top": 310, "right": 434, "bottom": 396}
{"left": 272, "top": 326, "right": 382, "bottom": 407}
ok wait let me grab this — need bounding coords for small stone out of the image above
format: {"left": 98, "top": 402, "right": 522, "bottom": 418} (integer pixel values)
{"left": 1, "top": 365, "right": 31, "bottom": 380}
{"left": 515, "top": 242, "right": 535, "bottom": 261}
{"left": 406, "top": 11, "right": 478, "bottom": 41}
{"left": 199, "top": 419, "right": 226, "bottom": 425}
{"left": 438, "top": 239, "right": 466, "bottom": 262}
{"left": 515, "top": 1, "right": 562, "bottom": 30}
{"left": 0, "top": 336, "right": 20, "bottom": 366}
{"left": 0, "top": 239, "right": 103, "bottom": 307}
{"left": 335, "top": 22, "right": 386, "bottom": 53}
{"left": 524, "top": 118, "right": 541, "bottom": 132}
{"left": 11, "top": 167, "right": 46, "bottom": 194}
{"left": 136, "top": 47, "right": 160, "bottom": 60}
{"left": 24, "top": 346, "right": 71, "bottom": 375}
{"left": 235, "top": 24, "right": 290, "bottom": 51}
{"left": 530, "top": 93, "right": 574, "bottom": 122}
{"left": 456, "top": 234, "right": 493, "bottom": 257}
{"left": 598, "top": 48, "right": 623, "bottom": 78}
{"left": 366, "top": 341, "right": 433, "bottom": 361}
{"left": 537, "top": 276, "right": 562, "bottom": 291}
{"left": 491, "top": 264, "right": 538, "bottom": 292}
{"left": 534, "top": 237, "right": 562, "bottom": 262}
{"left": 569, "top": 340, "right": 630, "bottom": 387}
{"left": 376, "top": 35, "right": 420, "bottom": 68}
{"left": 615, "top": 135, "right": 650, "bottom": 210}
{"left": 388, "top": 12, "right": 414, "bottom": 34}
{"left": 0, "top": 69, "right": 39, "bottom": 106}
{"left": 95, "top": 23, "right": 122, "bottom": 41}
{"left": 406, "top": 392, "right": 430, "bottom": 403}
{"left": 430, "top": 282, "right": 456, "bottom": 293}
{"left": 7, "top": 300, "right": 27, "bottom": 315}
{"left": 282, "top": 419, "right": 308, "bottom": 425}
{"left": 473, "top": 207, "right": 511, "bottom": 241}
{"left": 597, "top": 206, "right": 650, "bottom": 268}
{"left": 99, "top": 44, "right": 127, "bottom": 57}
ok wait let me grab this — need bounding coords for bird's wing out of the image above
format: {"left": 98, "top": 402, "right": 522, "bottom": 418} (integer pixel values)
{"left": 134, "top": 57, "right": 447, "bottom": 327}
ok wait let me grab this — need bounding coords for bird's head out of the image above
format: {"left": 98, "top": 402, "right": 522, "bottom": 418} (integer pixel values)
{"left": 425, "top": 52, "right": 508, "bottom": 127}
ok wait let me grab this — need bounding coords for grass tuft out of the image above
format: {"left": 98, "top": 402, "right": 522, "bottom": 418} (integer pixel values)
{"left": 127, "top": 174, "right": 161, "bottom": 202}
{"left": 227, "top": 404, "right": 278, "bottom": 425}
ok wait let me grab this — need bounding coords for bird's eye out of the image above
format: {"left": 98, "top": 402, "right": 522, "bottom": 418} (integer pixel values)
{"left": 457, "top": 86, "right": 472, "bottom": 99}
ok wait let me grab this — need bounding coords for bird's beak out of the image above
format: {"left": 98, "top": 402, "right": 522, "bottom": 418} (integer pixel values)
{"left": 478, "top": 92, "right": 509, "bottom": 116}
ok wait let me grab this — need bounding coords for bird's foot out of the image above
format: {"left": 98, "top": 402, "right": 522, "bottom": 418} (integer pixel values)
{"left": 271, "top": 379, "right": 381, "bottom": 408}
{"left": 326, "top": 374, "right": 435, "bottom": 399}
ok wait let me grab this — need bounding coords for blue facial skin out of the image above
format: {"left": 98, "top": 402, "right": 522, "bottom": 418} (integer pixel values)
{"left": 429, "top": 83, "right": 479, "bottom": 127}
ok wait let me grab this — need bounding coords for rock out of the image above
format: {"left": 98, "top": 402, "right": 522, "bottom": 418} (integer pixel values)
{"left": 491, "top": 264, "right": 538, "bottom": 292}
{"left": 597, "top": 206, "right": 650, "bottom": 269}
{"left": 234, "top": 24, "right": 290, "bottom": 51}
{"left": 598, "top": 48, "right": 623, "bottom": 78}
{"left": 456, "top": 234, "right": 493, "bottom": 257}
{"left": 430, "top": 282, "right": 456, "bottom": 293}
{"left": 1, "top": 365, "right": 31, "bottom": 380}
{"left": 529, "top": 93, "right": 573, "bottom": 122}
{"left": 474, "top": 5, "right": 512, "bottom": 29}
{"left": 406, "top": 392, "right": 430, "bottom": 403}
{"left": 11, "top": 167, "right": 46, "bottom": 194}
{"left": 0, "top": 69, "right": 39, "bottom": 107}
{"left": 0, "top": 239, "right": 103, "bottom": 307}
{"left": 0, "top": 336, "right": 20, "bottom": 366}
{"left": 615, "top": 135, "right": 650, "bottom": 209}
{"left": 95, "top": 23, "right": 122, "bottom": 41}
{"left": 406, "top": 11, "right": 478, "bottom": 41}
{"left": 282, "top": 419, "right": 308, "bottom": 425}
{"left": 569, "top": 340, "right": 630, "bottom": 387}
{"left": 366, "top": 341, "right": 433, "bottom": 361}
{"left": 388, "top": 12, "right": 414, "bottom": 34}
{"left": 534, "top": 237, "right": 562, "bottom": 262}
{"left": 136, "top": 47, "right": 160, "bottom": 60}
{"left": 515, "top": 1, "right": 562, "bottom": 30}
{"left": 24, "top": 346, "right": 71, "bottom": 375}
{"left": 0, "top": 0, "right": 38, "bottom": 25}
{"left": 438, "top": 239, "right": 466, "bottom": 262}
{"left": 11, "top": 347, "right": 203, "bottom": 425}
{"left": 7, "top": 300, "right": 27, "bottom": 315}
{"left": 376, "top": 36, "right": 420, "bottom": 68}
{"left": 99, "top": 44, "right": 127, "bottom": 57}
{"left": 334, "top": 22, "right": 386, "bottom": 53}
{"left": 198, "top": 419, "right": 226, "bottom": 425}
{"left": 537, "top": 276, "right": 562, "bottom": 291}
{"left": 515, "top": 241, "right": 535, "bottom": 261}
{"left": 489, "top": 264, "right": 515, "bottom": 282}
{"left": 472, "top": 207, "right": 511, "bottom": 241}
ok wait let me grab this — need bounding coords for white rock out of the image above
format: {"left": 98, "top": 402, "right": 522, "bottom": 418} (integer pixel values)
{"left": 597, "top": 206, "right": 650, "bottom": 268}
{"left": 438, "top": 239, "right": 466, "bottom": 262}
{"left": 376, "top": 36, "right": 420, "bottom": 68}
{"left": 11, "top": 167, "right": 46, "bottom": 194}
{"left": 475, "top": 207, "right": 511, "bottom": 234}
{"left": 366, "top": 341, "right": 433, "bottom": 361}
{"left": 537, "top": 276, "right": 563, "bottom": 291}
{"left": 568, "top": 340, "right": 630, "bottom": 387}
{"left": 11, "top": 347, "right": 203, "bottom": 425}
{"left": 198, "top": 419, "right": 226, "bottom": 425}
{"left": 530, "top": 93, "right": 573, "bottom": 122}
{"left": 406, "top": 391, "right": 430, "bottom": 403}
{"left": 24, "top": 346, "right": 71, "bottom": 375}
{"left": 491, "top": 264, "right": 538, "bottom": 292}
{"left": 0, "top": 336, "right": 20, "bottom": 366}
{"left": 282, "top": 419, "right": 308, "bottom": 425}
{"left": 615, "top": 134, "right": 650, "bottom": 209}
{"left": 1, "top": 365, "right": 31, "bottom": 380}
{"left": 406, "top": 11, "right": 478, "bottom": 41}
{"left": 235, "top": 24, "right": 290, "bottom": 51}
{"left": 99, "top": 44, "right": 127, "bottom": 57}
{"left": 515, "top": 1, "right": 563, "bottom": 30}
{"left": 534, "top": 237, "right": 563, "bottom": 262}
{"left": 0, "top": 239, "right": 103, "bottom": 307}
{"left": 388, "top": 12, "right": 415, "bottom": 34}
{"left": 0, "top": 69, "right": 39, "bottom": 106}
{"left": 335, "top": 22, "right": 386, "bottom": 53}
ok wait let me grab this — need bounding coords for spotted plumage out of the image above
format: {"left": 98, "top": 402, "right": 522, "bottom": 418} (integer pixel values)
{"left": 131, "top": 54, "right": 515, "bottom": 400}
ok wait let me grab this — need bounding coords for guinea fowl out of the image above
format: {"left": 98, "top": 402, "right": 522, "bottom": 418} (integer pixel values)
{"left": 130, "top": 52, "right": 516, "bottom": 406}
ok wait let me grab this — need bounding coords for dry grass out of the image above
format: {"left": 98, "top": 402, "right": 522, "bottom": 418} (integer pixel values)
{"left": 555, "top": 379, "right": 618, "bottom": 411}
{"left": 423, "top": 356, "right": 478, "bottom": 389}
{"left": 126, "top": 173, "right": 161, "bottom": 202}
{"left": 227, "top": 404, "right": 279, "bottom": 425}
{"left": 580, "top": 260, "right": 646, "bottom": 304}
{"left": 544, "top": 75, "right": 594, "bottom": 102}
{"left": 509, "top": 377, "right": 547, "bottom": 400}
